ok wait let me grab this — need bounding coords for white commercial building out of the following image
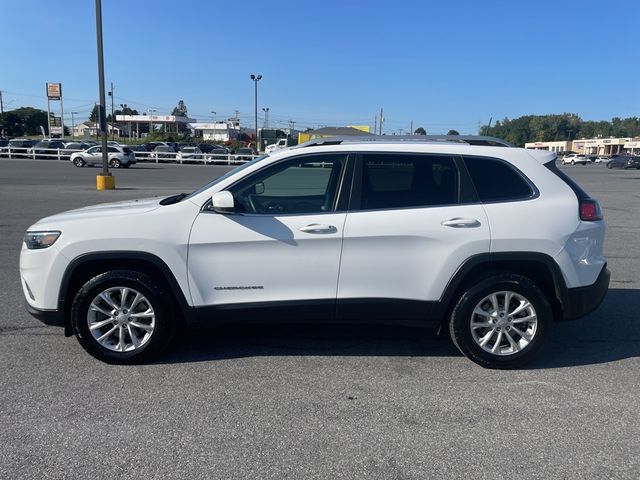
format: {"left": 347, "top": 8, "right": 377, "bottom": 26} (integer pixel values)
{"left": 189, "top": 121, "right": 241, "bottom": 142}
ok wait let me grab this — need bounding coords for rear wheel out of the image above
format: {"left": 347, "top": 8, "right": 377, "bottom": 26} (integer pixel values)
{"left": 73, "top": 157, "right": 85, "bottom": 167}
{"left": 71, "top": 270, "right": 176, "bottom": 364}
{"left": 109, "top": 158, "right": 122, "bottom": 168}
{"left": 449, "top": 273, "right": 552, "bottom": 369}
{"left": 571, "top": 160, "right": 575, "bottom": 165}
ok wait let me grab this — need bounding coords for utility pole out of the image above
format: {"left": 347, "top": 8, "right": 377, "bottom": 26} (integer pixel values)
{"left": 374, "top": 114, "right": 377, "bottom": 135}
{"left": 70, "top": 111, "right": 78, "bottom": 138}
{"left": 289, "top": 120, "right": 296, "bottom": 131}
{"left": 379, "top": 108, "right": 384, "bottom": 135}
{"left": 210, "top": 111, "right": 216, "bottom": 122}
{"left": 410, "top": 120, "right": 413, "bottom": 135}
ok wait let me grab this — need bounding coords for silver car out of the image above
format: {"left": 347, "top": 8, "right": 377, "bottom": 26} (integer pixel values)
{"left": 70, "top": 145, "right": 136, "bottom": 168}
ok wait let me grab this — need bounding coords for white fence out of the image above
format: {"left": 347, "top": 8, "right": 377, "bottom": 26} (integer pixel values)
{"left": 0, "top": 147, "right": 259, "bottom": 165}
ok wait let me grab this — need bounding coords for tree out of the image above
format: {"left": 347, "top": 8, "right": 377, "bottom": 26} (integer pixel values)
{"left": 414, "top": 127, "right": 427, "bottom": 135}
{"left": 172, "top": 100, "right": 188, "bottom": 117}
{"left": 6, "top": 107, "right": 48, "bottom": 136}
{"left": 447, "top": 130, "right": 460, "bottom": 135}
{"left": 89, "top": 104, "right": 99, "bottom": 122}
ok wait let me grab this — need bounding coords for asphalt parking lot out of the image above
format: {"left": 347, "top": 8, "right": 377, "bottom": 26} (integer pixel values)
{"left": 1, "top": 158, "right": 638, "bottom": 479}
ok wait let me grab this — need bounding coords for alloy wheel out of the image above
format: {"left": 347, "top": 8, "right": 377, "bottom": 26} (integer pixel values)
{"left": 87, "top": 286, "right": 155, "bottom": 352}
{"left": 469, "top": 291, "right": 538, "bottom": 356}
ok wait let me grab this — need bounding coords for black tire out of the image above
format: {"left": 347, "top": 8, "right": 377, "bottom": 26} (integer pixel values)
{"left": 607, "top": 163, "right": 612, "bottom": 169}
{"left": 71, "top": 270, "right": 176, "bottom": 364}
{"left": 73, "top": 157, "right": 85, "bottom": 167}
{"left": 449, "top": 273, "right": 552, "bottom": 369}
{"left": 109, "top": 158, "right": 122, "bottom": 168}
{"left": 571, "top": 160, "right": 575, "bottom": 165}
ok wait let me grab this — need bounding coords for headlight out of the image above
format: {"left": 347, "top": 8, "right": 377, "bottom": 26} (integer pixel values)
{"left": 24, "top": 231, "right": 61, "bottom": 249}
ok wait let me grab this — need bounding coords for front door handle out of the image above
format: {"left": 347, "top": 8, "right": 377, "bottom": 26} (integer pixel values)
{"left": 298, "top": 224, "right": 337, "bottom": 234}
{"left": 441, "top": 218, "right": 481, "bottom": 228}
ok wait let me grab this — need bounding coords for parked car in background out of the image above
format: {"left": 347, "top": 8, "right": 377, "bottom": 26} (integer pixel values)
{"left": 30, "top": 140, "right": 66, "bottom": 159}
{"left": 70, "top": 145, "right": 136, "bottom": 168}
{"left": 176, "top": 146, "right": 202, "bottom": 161}
{"left": 606, "top": 156, "right": 640, "bottom": 169}
{"left": 197, "top": 143, "right": 218, "bottom": 153}
{"left": 207, "top": 147, "right": 231, "bottom": 163}
{"left": 153, "top": 145, "right": 176, "bottom": 160}
{"left": 1, "top": 139, "right": 38, "bottom": 158}
{"left": 233, "top": 147, "right": 256, "bottom": 162}
{"left": 561, "top": 153, "right": 590, "bottom": 165}
{"left": 62, "top": 142, "right": 94, "bottom": 160}
{"left": 594, "top": 155, "right": 610, "bottom": 163}
{"left": 125, "top": 145, "right": 150, "bottom": 160}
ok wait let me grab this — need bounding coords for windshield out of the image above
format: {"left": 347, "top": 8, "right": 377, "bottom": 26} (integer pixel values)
{"left": 183, "top": 155, "right": 269, "bottom": 201}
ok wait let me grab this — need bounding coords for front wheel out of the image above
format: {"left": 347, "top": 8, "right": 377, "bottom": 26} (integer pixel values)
{"left": 571, "top": 160, "right": 575, "bottom": 165}
{"left": 71, "top": 270, "right": 176, "bottom": 364}
{"left": 73, "top": 157, "right": 85, "bottom": 167}
{"left": 449, "top": 274, "right": 552, "bottom": 369}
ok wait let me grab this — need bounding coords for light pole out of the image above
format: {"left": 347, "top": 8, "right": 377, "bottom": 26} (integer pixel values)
{"left": 210, "top": 111, "right": 216, "bottom": 122}
{"left": 94, "top": 0, "right": 113, "bottom": 189}
{"left": 70, "top": 111, "right": 78, "bottom": 138}
{"left": 262, "top": 107, "right": 269, "bottom": 129}
{"left": 250, "top": 74, "right": 262, "bottom": 151}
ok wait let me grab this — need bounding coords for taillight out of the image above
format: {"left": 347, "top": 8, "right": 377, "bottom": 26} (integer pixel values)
{"left": 580, "top": 199, "right": 603, "bottom": 221}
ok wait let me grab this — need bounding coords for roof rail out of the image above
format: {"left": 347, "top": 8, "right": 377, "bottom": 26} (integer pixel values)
{"left": 293, "top": 135, "right": 514, "bottom": 149}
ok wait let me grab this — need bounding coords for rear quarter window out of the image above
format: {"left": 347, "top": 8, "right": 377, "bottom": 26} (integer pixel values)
{"left": 463, "top": 156, "right": 535, "bottom": 202}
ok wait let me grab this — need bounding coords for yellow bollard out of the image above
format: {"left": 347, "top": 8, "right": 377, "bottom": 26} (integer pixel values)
{"left": 96, "top": 174, "right": 116, "bottom": 190}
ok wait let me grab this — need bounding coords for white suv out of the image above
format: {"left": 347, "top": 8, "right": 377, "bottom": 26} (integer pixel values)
{"left": 20, "top": 136, "right": 609, "bottom": 368}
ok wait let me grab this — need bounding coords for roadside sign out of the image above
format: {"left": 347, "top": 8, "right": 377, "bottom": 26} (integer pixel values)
{"left": 46, "top": 83, "right": 62, "bottom": 100}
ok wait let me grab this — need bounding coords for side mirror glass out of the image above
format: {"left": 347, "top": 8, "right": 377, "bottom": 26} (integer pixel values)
{"left": 211, "top": 191, "right": 235, "bottom": 214}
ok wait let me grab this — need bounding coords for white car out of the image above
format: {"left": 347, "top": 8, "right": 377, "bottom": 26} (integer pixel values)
{"left": 561, "top": 153, "right": 590, "bottom": 165}
{"left": 176, "top": 146, "right": 202, "bottom": 161}
{"left": 70, "top": 145, "right": 136, "bottom": 168}
{"left": 21, "top": 136, "right": 609, "bottom": 368}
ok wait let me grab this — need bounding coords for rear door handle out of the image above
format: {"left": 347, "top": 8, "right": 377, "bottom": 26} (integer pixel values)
{"left": 441, "top": 218, "right": 481, "bottom": 228}
{"left": 298, "top": 224, "right": 337, "bottom": 234}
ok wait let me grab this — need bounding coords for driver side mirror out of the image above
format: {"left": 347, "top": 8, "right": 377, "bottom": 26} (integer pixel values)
{"left": 211, "top": 191, "right": 235, "bottom": 214}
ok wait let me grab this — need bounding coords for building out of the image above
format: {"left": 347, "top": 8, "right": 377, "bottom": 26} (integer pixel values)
{"left": 188, "top": 121, "right": 241, "bottom": 142}
{"left": 298, "top": 126, "right": 372, "bottom": 144}
{"left": 572, "top": 137, "right": 631, "bottom": 155}
{"left": 116, "top": 114, "right": 195, "bottom": 138}
{"left": 525, "top": 137, "right": 640, "bottom": 155}
{"left": 524, "top": 140, "right": 572, "bottom": 153}
{"left": 72, "top": 121, "right": 120, "bottom": 138}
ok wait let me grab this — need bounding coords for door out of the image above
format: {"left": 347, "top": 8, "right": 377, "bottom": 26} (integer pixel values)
{"left": 85, "top": 146, "right": 101, "bottom": 165}
{"left": 188, "top": 153, "right": 351, "bottom": 319}
{"left": 336, "top": 153, "right": 490, "bottom": 321}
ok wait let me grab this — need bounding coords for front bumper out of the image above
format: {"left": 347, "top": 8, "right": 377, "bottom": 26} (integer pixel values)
{"left": 25, "top": 301, "right": 64, "bottom": 327}
{"left": 562, "top": 264, "right": 610, "bottom": 320}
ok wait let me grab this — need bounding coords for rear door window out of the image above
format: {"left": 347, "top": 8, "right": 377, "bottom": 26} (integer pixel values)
{"left": 463, "top": 157, "right": 534, "bottom": 202}
{"left": 358, "top": 154, "right": 459, "bottom": 210}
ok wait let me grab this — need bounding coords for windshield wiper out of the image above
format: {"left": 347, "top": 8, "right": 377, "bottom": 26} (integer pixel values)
{"left": 160, "top": 193, "right": 188, "bottom": 206}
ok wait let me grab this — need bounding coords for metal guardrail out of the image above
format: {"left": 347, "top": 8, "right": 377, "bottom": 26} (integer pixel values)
{"left": 0, "top": 147, "right": 259, "bottom": 165}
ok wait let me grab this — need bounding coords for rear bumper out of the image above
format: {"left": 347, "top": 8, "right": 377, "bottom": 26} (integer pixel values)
{"left": 562, "top": 264, "right": 610, "bottom": 320}
{"left": 25, "top": 301, "right": 64, "bottom": 327}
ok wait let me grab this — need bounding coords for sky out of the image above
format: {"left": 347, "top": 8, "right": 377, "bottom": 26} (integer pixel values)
{"left": 1, "top": 0, "right": 639, "bottom": 134}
